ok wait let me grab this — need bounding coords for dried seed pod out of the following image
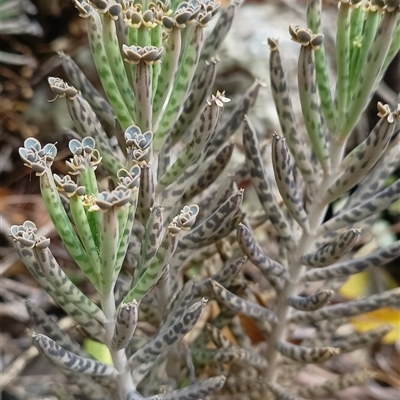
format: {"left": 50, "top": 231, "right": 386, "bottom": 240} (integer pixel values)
{"left": 276, "top": 341, "right": 340, "bottom": 363}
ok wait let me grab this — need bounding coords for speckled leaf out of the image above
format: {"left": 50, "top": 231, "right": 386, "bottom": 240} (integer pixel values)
{"left": 207, "top": 324, "right": 232, "bottom": 349}
{"left": 32, "top": 243, "right": 106, "bottom": 323}
{"left": 193, "top": 347, "right": 245, "bottom": 366}
{"left": 194, "top": 176, "right": 235, "bottom": 223}
{"left": 178, "top": 190, "right": 243, "bottom": 251}
{"left": 272, "top": 133, "right": 309, "bottom": 231}
{"left": 320, "top": 178, "right": 400, "bottom": 233}
{"left": 115, "top": 187, "right": 139, "bottom": 280}
{"left": 61, "top": 86, "right": 124, "bottom": 176}
{"left": 343, "top": 140, "right": 399, "bottom": 210}
{"left": 25, "top": 299, "right": 91, "bottom": 359}
{"left": 160, "top": 279, "right": 196, "bottom": 329}
{"left": 276, "top": 340, "right": 340, "bottom": 363}
{"left": 36, "top": 166, "right": 99, "bottom": 287}
{"left": 301, "top": 229, "right": 360, "bottom": 268}
{"left": 137, "top": 163, "right": 155, "bottom": 224}
{"left": 265, "top": 381, "right": 306, "bottom": 400}
{"left": 195, "top": 0, "right": 238, "bottom": 79}
{"left": 304, "top": 240, "right": 400, "bottom": 281}
{"left": 237, "top": 223, "right": 289, "bottom": 280}
{"left": 133, "top": 206, "right": 163, "bottom": 286}
{"left": 287, "top": 290, "right": 334, "bottom": 312}
{"left": 342, "top": 10, "right": 397, "bottom": 139}
{"left": 335, "top": 2, "right": 351, "bottom": 126}
{"left": 242, "top": 118, "right": 294, "bottom": 247}
{"left": 296, "top": 35, "right": 330, "bottom": 172}
{"left": 157, "top": 134, "right": 171, "bottom": 181}
{"left": 196, "top": 255, "right": 246, "bottom": 296}
{"left": 48, "top": 383, "right": 76, "bottom": 400}
{"left": 208, "top": 279, "right": 277, "bottom": 323}
{"left": 67, "top": 194, "right": 101, "bottom": 274}
{"left": 128, "top": 299, "right": 207, "bottom": 378}
{"left": 183, "top": 143, "right": 234, "bottom": 201}
{"left": 156, "top": 97, "right": 221, "bottom": 193}
{"left": 102, "top": 10, "right": 135, "bottom": 120}
{"left": 325, "top": 105, "right": 397, "bottom": 203}
{"left": 195, "top": 211, "right": 243, "bottom": 249}
{"left": 153, "top": 27, "right": 181, "bottom": 127}
{"left": 154, "top": 23, "right": 203, "bottom": 152}
{"left": 290, "top": 288, "right": 400, "bottom": 324}
{"left": 62, "top": 370, "right": 113, "bottom": 400}
{"left": 59, "top": 53, "right": 116, "bottom": 126}
{"left": 33, "top": 333, "right": 117, "bottom": 376}
{"left": 331, "top": 324, "right": 393, "bottom": 354}
{"left": 85, "top": 7, "right": 133, "bottom": 129}
{"left": 170, "top": 59, "right": 218, "bottom": 144}
{"left": 298, "top": 370, "right": 373, "bottom": 399}
{"left": 146, "top": 376, "right": 226, "bottom": 400}
{"left": 306, "top": 0, "right": 336, "bottom": 132}
{"left": 124, "top": 206, "right": 198, "bottom": 304}
{"left": 111, "top": 300, "right": 138, "bottom": 350}
{"left": 268, "top": 38, "right": 315, "bottom": 185}
{"left": 14, "top": 240, "right": 104, "bottom": 339}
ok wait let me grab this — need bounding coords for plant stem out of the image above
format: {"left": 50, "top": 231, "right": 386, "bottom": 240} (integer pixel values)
{"left": 101, "top": 292, "right": 135, "bottom": 398}
{"left": 265, "top": 175, "right": 335, "bottom": 381}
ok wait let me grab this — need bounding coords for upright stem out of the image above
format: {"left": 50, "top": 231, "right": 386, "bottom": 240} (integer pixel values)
{"left": 265, "top": 174, "right": 335, "bottom": 381}
{"left": 101, "top": 292, "right": 135, "bottom": 399}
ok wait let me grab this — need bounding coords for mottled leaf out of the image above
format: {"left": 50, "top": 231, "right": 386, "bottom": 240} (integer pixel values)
{"left": 276, "top": 340, "right": 340, "bottom": 363}
{"left": 287, "top": 290, "right": 334, "bottom": 311}
{"left": 208, "top": 279, "right": 277, "bottom": 323}
{"left": 33, "top": 333, "right": 117, "bottom": 376}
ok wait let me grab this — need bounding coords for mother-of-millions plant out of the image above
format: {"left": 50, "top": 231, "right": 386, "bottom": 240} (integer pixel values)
{"left": 10, "top": 0, "right": 400, "bottom": 399}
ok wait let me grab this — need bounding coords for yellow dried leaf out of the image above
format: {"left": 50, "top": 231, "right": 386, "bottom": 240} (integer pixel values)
{"left": 350, "top": 308, "right": 399, "bottom": 344}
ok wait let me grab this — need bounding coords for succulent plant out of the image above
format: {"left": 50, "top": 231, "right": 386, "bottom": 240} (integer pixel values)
{"left": 10, "top": 0, "right": 400, "bottom": 399}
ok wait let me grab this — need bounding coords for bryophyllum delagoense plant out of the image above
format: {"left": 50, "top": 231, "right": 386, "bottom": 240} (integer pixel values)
{"left": 10, "top": 0, "right": 400, "bottom": 399}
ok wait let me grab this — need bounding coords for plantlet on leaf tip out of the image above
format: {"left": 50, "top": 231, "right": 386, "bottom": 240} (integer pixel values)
{"left": 10, "top": 0, "right": 400, "bottom": 399}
